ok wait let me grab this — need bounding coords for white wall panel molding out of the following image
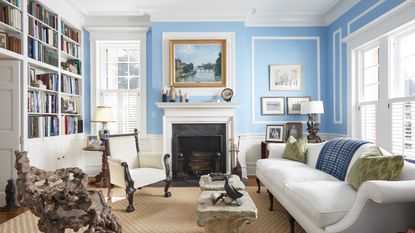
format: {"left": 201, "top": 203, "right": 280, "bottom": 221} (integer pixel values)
{"left": 251, "top": 36, "right": 321, "bottom": 125}
{"left": 332, "top": 28, "right": 343, "bottom": 124}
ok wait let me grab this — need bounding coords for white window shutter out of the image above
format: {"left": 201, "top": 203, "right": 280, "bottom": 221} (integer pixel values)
{"left": 391, "top": 101, "right": 415, "bottom": 156}
{"left": 360, "top": 104, "right": 376, "bottom": 143}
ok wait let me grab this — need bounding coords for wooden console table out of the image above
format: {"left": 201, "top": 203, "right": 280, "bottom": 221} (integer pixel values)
{"left": 82, "top": 146, "right": 110, "bottom": 191}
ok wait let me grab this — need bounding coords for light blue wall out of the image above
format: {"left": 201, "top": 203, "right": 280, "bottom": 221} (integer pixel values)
{"left": 83, "top": 29, "right": 91, "bottom": 134}
{"left": 147, "top": 22, "right": 327, "bottom": 134}
{"left": 325, "top": 0, "right": 406, "bottom": 135}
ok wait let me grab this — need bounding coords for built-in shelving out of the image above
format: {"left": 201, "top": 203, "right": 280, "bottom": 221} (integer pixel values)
{"left": 0, "top": 0, "right": 23, "bottom": 55}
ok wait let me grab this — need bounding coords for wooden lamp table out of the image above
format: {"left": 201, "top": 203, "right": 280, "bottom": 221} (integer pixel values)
{"left": 82, "top": 146, "right": 110, "bottom": 191}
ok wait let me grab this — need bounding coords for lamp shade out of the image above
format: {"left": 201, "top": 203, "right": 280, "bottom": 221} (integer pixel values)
{"left": 301, "top": 101, "right": 324, "bottom": 114}
{"left": 91, "top": 106, "right": 115, "bottom": 123}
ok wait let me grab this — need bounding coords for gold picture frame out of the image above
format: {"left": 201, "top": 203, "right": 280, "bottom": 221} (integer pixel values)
{"left": 169, "top": 39, "right": 226, "bottom": 88}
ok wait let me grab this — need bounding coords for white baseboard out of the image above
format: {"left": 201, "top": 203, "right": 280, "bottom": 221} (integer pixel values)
{"left": 0, "top": 192, "right": 5, "bottom": 207}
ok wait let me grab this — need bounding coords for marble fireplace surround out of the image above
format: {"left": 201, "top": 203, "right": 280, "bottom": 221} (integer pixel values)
{"left": 155, "top": 102, "right": 239, "bottom": 174}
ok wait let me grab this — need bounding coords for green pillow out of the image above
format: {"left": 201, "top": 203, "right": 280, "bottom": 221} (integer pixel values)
{"left": 347, "top": 146, "right": 404, "bottom": 190}
{"left": 282, "top": 136, "right": 308, "bottom": 163}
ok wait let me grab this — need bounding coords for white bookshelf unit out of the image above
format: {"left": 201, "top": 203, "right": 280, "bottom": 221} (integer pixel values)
{"left": 0, "top": 0, "right": 85, "bottom": 171}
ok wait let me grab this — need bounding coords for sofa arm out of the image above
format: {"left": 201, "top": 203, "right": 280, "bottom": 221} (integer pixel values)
{"left": 139, "top": 152, "right": 164, "bottom": 169}
{"left": 267, "top": 143, "right": 286, "bottom": 159}
{"left": 108, "top": 158, "right": 127, "bottom": 188}
{"left": 359, "top": 180, "right": 415, "bottom": 203}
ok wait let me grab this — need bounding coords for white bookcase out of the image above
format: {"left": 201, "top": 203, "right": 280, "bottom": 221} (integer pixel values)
{"left": 0, "top": 0, "right": 85, "bottom": 170}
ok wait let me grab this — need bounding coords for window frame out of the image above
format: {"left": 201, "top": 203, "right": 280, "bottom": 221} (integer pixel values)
{"left": 94, "top": 40, "right": 147, "bottom": 137}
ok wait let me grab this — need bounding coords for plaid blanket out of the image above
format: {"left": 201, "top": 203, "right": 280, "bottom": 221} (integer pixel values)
{"left": 316, "top": 138, "right": 369, "bottom": 181}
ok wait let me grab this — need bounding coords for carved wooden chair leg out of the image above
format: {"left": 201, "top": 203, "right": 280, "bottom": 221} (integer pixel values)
{"left": 267, "top": 189, "right": 274, "bottom": 211}
{"left": 256, "top": 177, "right": 261, "bottom": 193}
{"left": 107, "top": 184, "right": 113, "bottom": 199}
{"left": 289, "top": 215, "right": 295, "bottom": 233}
{"left": 164, "top": 178, "right": 172, "bottom": 197}
{"left": 125, "top": 184, "right": 136, "bottom": 212}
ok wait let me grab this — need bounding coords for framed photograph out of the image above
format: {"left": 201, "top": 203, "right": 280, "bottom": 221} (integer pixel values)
{"left": 269, "top": 64, "right": 302, "bottom": 91}
{"left": 285, "top": 122, "right": 303, "bottom": 141}
{"left": 87, "top": 135, "right": 98, "bottom": 148}
{"left": 287, "top": 96, "right": 310, "bottom": 115}
{"left": 169, "top": 39, "right": 226, "bottom": 88}
{"left": 29, "top": 68, "right": 36, "bottom": 85}
{"left": 266, "top": 125, "right": 285, "bottom": 142}
{"left": 0, "top": 31, "right": 7, "bottom": 49}
{"left": 261, "top": 97, "right": 285, "bottom": 115}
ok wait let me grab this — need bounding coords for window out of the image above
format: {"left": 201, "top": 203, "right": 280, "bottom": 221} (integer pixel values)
{"left": 357, "top": 45, "right": 379, "bottom": 143}
{"left": 98, "top": 43, "right": 142, "bottom": 134}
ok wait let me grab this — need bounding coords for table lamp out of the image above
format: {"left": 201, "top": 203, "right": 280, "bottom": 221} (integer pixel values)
{"left": 91, "top": 106, "right": 115, "bottom": 145}
{"left": 301, "top": 101, "right": 324, "bottom": 143}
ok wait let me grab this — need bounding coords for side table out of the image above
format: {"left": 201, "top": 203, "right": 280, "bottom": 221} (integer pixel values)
{"left": 82, "top": 146, "right": 110, "bottom": 193}
{"left": 197, "top": 190, "right": 257, "bottom": 233}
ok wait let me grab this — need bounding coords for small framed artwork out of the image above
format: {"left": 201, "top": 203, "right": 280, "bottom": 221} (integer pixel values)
{"left": 87, "top": 135, "right": 98, "bottom": 148}
{"left": 169, "top": 39, "right": 226, "bottom": 88}
{"left": 29, "top": 68, "right": 36, "bottom": 85}
{"left": 266, "top": 125, "right": 285, "bottom": 142}
{"left": 285, "top": 122, "right": 303, "bottom": 141}
{"left": 0, "top": 31, "right": 7, "bottom": 49}
{"left": 261, "top": 97, "right": 285, "bottom": 115}
{"left": 287, "top": 96, "right": 310, "bottom": 115}
{"left": 269, "top": 64, "right": 302, "bottom": 91}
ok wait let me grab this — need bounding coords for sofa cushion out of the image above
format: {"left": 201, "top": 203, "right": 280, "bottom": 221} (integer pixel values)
{"left": 347, "top": 147, "right": 404, "bottom": 190}
{"left": 283, "top": 136, "right": 308, "bottom": 163}
{"left": 285, "top": 181, "right": 356, "bottom": 227}
{"left": 256, "top": 158, "right": 308, "bottom": 176}
{"left": 266, "top": 164, "right": 338, "bottom": 190}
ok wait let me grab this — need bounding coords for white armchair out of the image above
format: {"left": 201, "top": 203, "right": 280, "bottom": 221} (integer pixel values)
{"left": 104, "top": 129, "right": 171, "bottom": 212}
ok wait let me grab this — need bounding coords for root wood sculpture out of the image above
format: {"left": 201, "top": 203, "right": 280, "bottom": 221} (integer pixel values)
{"left": 14, "top": 151, "right": 122, "bottom": 233}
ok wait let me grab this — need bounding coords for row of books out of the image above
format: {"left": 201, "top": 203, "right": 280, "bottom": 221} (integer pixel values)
{"left": 28, "top": 91, "right": 58, "bottom": 113}
{"left": 28, "top": 17, "right": 58, "bottom": 48}
{"left": 4, "top": 0, "right": 20, "bottom": 8}
{"left": 61, "top": 75, "right": 81, "bottom": 95}
{"left": 61, "top": 59, "right": 81, "bottom": 75}
{"left": 7, "top": 35, "right": 20, "bottom": 53}
{"left": 61, "top": 38, "right": 80, "bottom": 58}
{"left": 30, "top": 73, "right": 59, "bottom": 91}
{"left": 0, "top": 5, "right": 22, "bottom": 30}
{"left": 28, "top": 37, "right": 59, "bottom": 66}
{"left": 62, "top": 116, "right": 82, "bottom": 135}
{"left": 28, "top": 116, "right": 59, "bottom": 138}
{"left": 61, "top": 98, "right": 79, "bottom": 114}
{"left": 61, "top": 21, "right": 80, "bottom": 43}
{"left": 28, "top": 0, "right": 57, "bottom": 30}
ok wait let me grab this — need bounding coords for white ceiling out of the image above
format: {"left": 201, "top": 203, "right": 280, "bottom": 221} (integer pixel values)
{"left": 70, "top": 0, "right": 355, "bottom": 26}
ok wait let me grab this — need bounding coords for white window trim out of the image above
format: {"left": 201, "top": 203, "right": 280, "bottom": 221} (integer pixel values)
{"left": 90, "top": 31, "right": 147, "bottom": 137}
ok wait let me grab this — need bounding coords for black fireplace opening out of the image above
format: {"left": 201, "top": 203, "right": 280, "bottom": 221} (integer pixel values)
{"left": 172, "top": 123, "right": 227, "bottom": 181}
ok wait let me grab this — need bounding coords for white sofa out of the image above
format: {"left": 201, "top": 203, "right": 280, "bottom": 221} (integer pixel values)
{"left": 256, "top": 142, "right": 415, "bottom": 233}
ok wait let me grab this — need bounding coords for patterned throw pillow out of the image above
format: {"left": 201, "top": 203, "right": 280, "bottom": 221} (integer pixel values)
{"left": 282, "top": 136, "right": 308, "bottom": 163}
{"left": 347, "top": 146, "right": 404, "bottom": 190}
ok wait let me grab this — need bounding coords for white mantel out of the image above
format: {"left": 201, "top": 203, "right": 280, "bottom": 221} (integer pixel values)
{"left": 156, "top": 102, "right": 239, "bottom": 174}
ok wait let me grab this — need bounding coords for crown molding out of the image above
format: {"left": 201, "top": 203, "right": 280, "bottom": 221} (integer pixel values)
{"left": 324, "top": 0, "right": 360, "bottom": 25}
{"left": 245, "top": 14, "right": 326, "bottom": 27}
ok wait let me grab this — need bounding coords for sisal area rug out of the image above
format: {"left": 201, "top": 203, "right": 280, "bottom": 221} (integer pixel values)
{"left": 0, "top": 187, "right": 305, "bottom": 233}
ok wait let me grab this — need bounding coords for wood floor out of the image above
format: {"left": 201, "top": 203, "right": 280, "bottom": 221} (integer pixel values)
{"left": 0, "top": 176, "right": 260, "bottom": 225}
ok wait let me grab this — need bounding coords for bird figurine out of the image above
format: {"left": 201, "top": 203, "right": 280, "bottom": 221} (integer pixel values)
{"left": 212, "top": 176, "right": 244, "bottom": 206}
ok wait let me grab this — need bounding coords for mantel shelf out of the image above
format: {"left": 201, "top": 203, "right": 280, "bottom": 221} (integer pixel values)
{"left": 155, "top": 102, "right": 239, "bottom": 109}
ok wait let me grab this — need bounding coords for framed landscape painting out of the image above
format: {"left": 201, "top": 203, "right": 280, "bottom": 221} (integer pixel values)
{"left": 269, "top": 64, "right": 302, "bottom": 91}
{"left": 287, "top": 96, "right": 310, "bottom": 115}
{"left": 169, "top": 39, "right": 226, "bottom": 87}
{"left": 261, "top": 97, "right": 285, "bottom": 115}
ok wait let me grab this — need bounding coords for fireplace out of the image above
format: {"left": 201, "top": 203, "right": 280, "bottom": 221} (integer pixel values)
{"left": 172, "top": 124, "right": 226, "bottom": 180}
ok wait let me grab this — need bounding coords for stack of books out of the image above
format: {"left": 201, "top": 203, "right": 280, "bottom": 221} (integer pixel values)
{"left": 28, "top": 1, "right": 57, "bottom": 30}
{"left": 28, "top": 116, "right": 59, "bottom": 138}
{"left": 61, "top": 74, "right": 81, "bottom": 95}
{"left": 27, "top": 91, "right": 58, "bottom": 113}
{"left": 0, "top": 5, "right": 22, "bottom": 31}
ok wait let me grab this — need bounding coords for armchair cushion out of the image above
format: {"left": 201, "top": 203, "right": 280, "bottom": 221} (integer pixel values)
{"left": 130, "top": 168, "right": 166, "bottom": 188}
{"left": 108, "top": 136, "right": 139, "bottom": 168}
{"left": 139, "top": 152, "right": 164, "bottom": 169}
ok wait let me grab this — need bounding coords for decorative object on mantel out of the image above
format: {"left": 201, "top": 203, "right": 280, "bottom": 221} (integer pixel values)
{"left": 14, "top": 151, "right": 122, "bottom": 233}
{"left": 179, "top": 89, "right": 183, "bottom": 102}
{"left": 230, "top": 136, "right": 242, "bottom": 178}
{"left": 301, "top": 100, "right": 324, "bottom": 143}
{"left": 170, "top": 39, "right": 227, "bottom": 88}
{"left": 169, "top": 86, "right": 176, "bottom": 102}
{"left": 212, "top": 176, "right": 244, "bottom": 206}
{"left": 0, "top": 179, "right": 19, "bottom": 211}
{"left": 221, "top": 87, "right": 233, "bottom": 102}
{"left": 185, "top": 93, "right": 189, "bottom": 102}
{"left": 269, "top": 64, "right": 302, "bottom": 91}
{"left": 161, "top": 86, "right": 168, "bottom": 102}
{"left": 91, "top": 106, "right": 115, "bottom": 145}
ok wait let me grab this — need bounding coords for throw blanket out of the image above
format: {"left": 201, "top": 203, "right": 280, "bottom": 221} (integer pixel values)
{"left": 316, "top": 138, "right": 369, "bottom": 181}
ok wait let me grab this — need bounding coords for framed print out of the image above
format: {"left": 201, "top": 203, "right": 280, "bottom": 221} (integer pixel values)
{"left": 29, "top": 68, "right": 36, "bottom": 86}
{"left": 266, "top": 125, "right": 285, "bottom": 142}
{"left": 269, "top": 64, "right": 302, "bottom": 91}
{"left": 0, "top": 31, "right": 7, "bottom": 49}
{"left": 169, "top": 39, "right": 226, "bottom": 88}
{"left": 285, "top": 122, "right": 303, "bottom": 141}
{"left": 287, "top": 96, "right": 310, "bottom": 115}
{"left": 87, "top": 135, "right": 98, "bottom": 148}
{"left": 261, "top": 97, "right": 285, "bottom": 115}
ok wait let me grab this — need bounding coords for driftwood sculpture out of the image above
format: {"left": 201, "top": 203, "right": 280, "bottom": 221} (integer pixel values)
{"left": 14, "top": 151, "right": 122, "bottom": 233}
